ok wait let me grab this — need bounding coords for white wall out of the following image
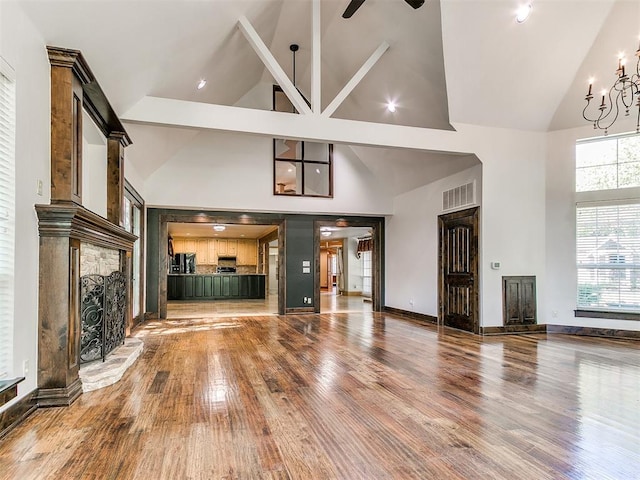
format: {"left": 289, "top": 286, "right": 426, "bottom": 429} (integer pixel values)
{"left": 386, "top": 124, "right": 547, "bottom": 328}
{"left": 0, "top": 2, "right": 50, "bottom": 409}
{"left": 142, "top": 130, "right": 393, "bottom": 215}
{"left": 462, "top": 125, "right": 547, "bottom": 327}
{"left": 386, "top": 164, "right": 482, "bottom": 316}
{"left": 546, "top": 125, "right": 640, "bottom": 332}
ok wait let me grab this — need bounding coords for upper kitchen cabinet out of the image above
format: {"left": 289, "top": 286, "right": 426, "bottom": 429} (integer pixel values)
{"left": 218, "top": 239, "right": 238, "bottom": 256}
{"left": 237, "top": 239, "right": 258, "bottom": 266}
{"left": 195, "top": 239, "right": 209, "bottom": 265}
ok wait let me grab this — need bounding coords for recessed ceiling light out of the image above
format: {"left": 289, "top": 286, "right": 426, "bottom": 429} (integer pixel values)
{"left": 386, "top": 101, "right": 397, "bottom": 113}
{"left": 240, "top": 234, "right": 245, "bottom": 237}
{"left": 315, "top": 168, "right": 320, "bottom": 174}
{"left": 197, "top": 79, "right": 207, "bottom": 90}
{"left": 515, "top": 3, "right": 532, "bottom": 23}
{"left": 321, "top": 231, "right": 332, "bottom": 237}
{"left": 213, "top": 224, "right": 226, "bottom": 232}
{"left": 288, "top": 168, "right": 293, "bottom": 173}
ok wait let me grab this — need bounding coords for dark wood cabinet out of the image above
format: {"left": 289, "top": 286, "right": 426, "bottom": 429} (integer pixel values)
{"left": 503, "top": 276, "right": 537, "bottom": 326}
{"left": 167, "top": 274, "right": 265, "bottom": 300}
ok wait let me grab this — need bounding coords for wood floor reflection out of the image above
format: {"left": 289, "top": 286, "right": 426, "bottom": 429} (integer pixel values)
{"left": 1, "top": 312, "right": 638, "bottom": 479}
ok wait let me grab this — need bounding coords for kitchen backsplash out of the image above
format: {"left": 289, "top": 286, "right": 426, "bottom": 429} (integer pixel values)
{"left": 195, "top": 265, "right": 258, "bottom": 274}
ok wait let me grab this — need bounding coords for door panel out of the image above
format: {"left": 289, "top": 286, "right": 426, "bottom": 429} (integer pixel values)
{"left": 439, "top": 207, "right": 479, "bottom": 333}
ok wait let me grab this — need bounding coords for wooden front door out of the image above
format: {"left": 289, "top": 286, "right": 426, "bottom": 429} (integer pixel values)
{"left": 438, "top": 207, "right": 479, "bottom": 333}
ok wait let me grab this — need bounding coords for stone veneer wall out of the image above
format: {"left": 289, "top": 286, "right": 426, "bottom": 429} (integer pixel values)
{"left": 81, "top": 243, "right": 120, "bottom": 276}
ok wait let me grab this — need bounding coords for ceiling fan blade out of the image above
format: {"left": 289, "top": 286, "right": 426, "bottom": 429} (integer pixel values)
{"left": 342, "top": 0, "right": 366, "bottom": 18}
{"left": 404, "top": 0, "right": 425, "bottom": 9}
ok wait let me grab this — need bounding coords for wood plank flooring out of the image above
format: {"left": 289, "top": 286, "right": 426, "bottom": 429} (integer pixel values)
{"left": 1, "top": 312, "right": 639, "bottom": 479}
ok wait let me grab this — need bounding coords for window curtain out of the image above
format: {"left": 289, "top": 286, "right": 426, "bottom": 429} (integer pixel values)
{"left": 356, "top": 237, "right": 373, "bottom": 259}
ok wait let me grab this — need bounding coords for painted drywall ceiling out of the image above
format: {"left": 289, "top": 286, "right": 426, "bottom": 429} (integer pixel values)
{"left": 550, "top": 0, "right": 640, "bottom": 131}
{"left": 168, "top": 223, "right": 278, "bottom": 239}
{"left": 17, "top": 0, "right": 631, "bottom": 195}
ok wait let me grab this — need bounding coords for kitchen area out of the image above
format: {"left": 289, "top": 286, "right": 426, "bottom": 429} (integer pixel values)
{"left": 167, "top": 223, "right": 278, "bottom": 302}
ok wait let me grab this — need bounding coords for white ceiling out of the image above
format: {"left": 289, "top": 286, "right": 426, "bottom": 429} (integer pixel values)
{"left": 16, "top": 0, "right": 637, "bottom": 195}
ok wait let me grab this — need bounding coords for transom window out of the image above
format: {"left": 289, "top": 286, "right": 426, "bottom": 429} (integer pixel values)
{"left": 576, "top": 135, "right": 640, "bottom": 192}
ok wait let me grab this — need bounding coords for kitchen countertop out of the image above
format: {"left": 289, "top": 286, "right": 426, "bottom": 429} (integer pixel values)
{"left": 168, "top": 273, "right": 266, "bottom": 276}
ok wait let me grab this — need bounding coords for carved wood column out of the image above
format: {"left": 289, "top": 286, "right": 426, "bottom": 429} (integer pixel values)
{"left": 47, "top": 47, "right": 92, "bottom": 204}
{"left": 107, "top": 133, "right": 126, "bottom": 227}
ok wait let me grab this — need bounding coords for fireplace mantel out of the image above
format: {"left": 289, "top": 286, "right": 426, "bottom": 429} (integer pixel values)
{"left": 36, "top": 203, "right": 137, "bottom": 407}
{"left": 36, "top": 203, "right": 137, "bottom": 250}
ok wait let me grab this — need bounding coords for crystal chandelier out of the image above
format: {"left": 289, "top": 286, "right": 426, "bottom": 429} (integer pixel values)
{"left": 583, "top": 42, "right": 640, "bottom": 135}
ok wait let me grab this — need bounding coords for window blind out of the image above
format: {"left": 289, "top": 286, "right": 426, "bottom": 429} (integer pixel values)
{"left": 576, "top": 202, "right": 640, "bottom": 313}
{"left": 361, "top": 251, "right": 372, "bottom": 298}
{"left": 0, "top": 62, "right": 16, "bottom": 379}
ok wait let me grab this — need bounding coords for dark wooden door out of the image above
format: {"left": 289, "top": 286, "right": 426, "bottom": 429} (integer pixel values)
{"left": 438, "top": 207, "right": 479, "bottom": 333}
{"left": 503, "top": 276, "right": 537, "bottom": 325}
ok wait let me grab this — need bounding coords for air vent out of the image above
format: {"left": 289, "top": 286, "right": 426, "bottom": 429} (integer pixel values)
{"left": 443, "top": 181, "right": 475, "bottom": 212}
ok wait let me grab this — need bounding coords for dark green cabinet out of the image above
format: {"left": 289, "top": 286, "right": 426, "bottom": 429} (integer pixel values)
{"left": 167, "top": 274, "right": 265, "bottom": 300}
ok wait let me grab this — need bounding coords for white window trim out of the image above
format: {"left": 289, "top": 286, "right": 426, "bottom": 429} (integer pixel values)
{"left": 0, "top": 55, "right": 16, "bottom": 379}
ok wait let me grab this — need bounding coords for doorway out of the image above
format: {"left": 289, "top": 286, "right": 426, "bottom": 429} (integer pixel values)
{"left": 438, "top": 207, "right": 479, "bottom": 333}
{"left": 315, "top": 222, "right": 381, "bottom": 313}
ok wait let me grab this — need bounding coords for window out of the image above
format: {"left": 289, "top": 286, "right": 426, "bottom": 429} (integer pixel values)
{"left": 0, "top": 58, "right": 16, "bottom": 379}
{"left": 362, "top": 251, "right": 372, "bottom": 298}
{"left": 576, "top": 135, "right": 640, "bottom": 192}
{"left": 576, "top": 135, "right": 640, "bottom": 315}
{"left": 272, "top": 86, "right": 333, "bottom": 197}
{"left": 124, "top": 181, "right": 145, "bottom": 324}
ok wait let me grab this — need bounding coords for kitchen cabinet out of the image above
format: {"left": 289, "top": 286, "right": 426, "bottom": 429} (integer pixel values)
{"left": 207, "top": 240, "right": 217, "bottom": 264}
{"left": 217, "top": 239, "right": 228, "bottom": 255}
{"left": 217, "top": 239, "right": 238, "bottom": 257}
{"left": 195, "top": 239, "right": 209, "bottom": 265}
{"left": 237, "top": 239, "right": 258, "bottom": 265}
{"left": 173, "top": 238, "right": 196, "bottom": 253}
{"left": 167, "top": 274, "right": 266, "bottom": 300}
{"left": 172, "top": 237, "right": 257, "bottom": 265}
{"left": 172, "top": 238, "right": 185, "bottom": 253}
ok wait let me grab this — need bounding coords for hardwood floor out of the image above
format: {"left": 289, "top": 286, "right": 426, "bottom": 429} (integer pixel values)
{"left": 1, "top": 312, "right": 638, "bottom": 479}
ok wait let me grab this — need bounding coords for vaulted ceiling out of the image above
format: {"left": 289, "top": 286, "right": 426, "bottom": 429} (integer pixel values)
{"left": 15, "top": 0, "right": 639, "bottom": 195}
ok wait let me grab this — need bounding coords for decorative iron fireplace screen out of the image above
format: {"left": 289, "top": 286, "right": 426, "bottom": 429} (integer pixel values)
{"left": 80, "top": 271, "right": 126, "bottom": 363}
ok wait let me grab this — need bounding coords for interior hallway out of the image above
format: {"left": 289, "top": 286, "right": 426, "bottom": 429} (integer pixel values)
{"left": 0, "top": 312, "right": 638, "bottom": 479}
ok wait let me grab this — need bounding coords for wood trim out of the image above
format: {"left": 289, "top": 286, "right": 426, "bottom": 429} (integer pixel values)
{"left": 278, "top": 223, "right": 286, "bottom": 316}
{"left": 0, "top": 389, "right": 38, "bottom": 440}
{"left": 107, "top": 135, "right": 125, "bottom": 226}
{"left": 36, "top": 203, "right": 137, "bottom": 251}
{"left": 157, "top": 212, "right": 286, "bottom": 318}
{"left": 383, "top": 306, "right": 438, "bottom": 324}
{"left": 574, "top": 309, "right": 640, "bottom": 321}
{"left": 125, "top": 180, "right": 146, "bottom": 327}
{"left": 482, "top": 325, "right": 547, "bottom": 335}
{"left": 285, "top": 307, "right": 315, "bottom": 314}
{"left": 342, "top": 291, "right": 363, "bottom": 296}
{"left": 47, "top": 46, "right": 132, "bottom": 147}
{"left": 547, "top": 325, "right": 640, "bottom": 340}
{"left": 35, "top": 380, "right": 83, "bottom": 407}
{"left": 314, "top": 218, "right": 383, "bottom": 313}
